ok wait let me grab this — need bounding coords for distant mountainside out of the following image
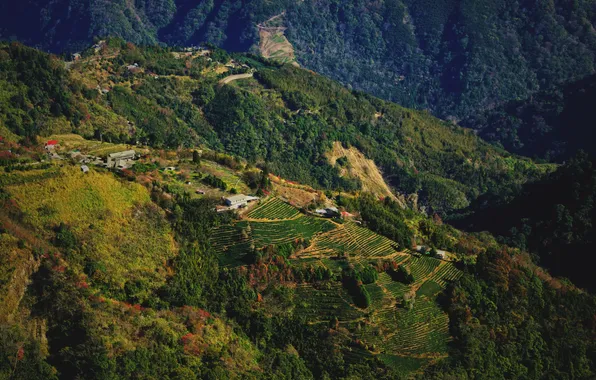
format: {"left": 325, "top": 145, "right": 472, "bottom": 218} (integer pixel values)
{"left": 451, "top": 152, "right": 596, "bottom": 292}
{"left": 0, "top": 40, "right": 551, "bottom": 215}
{"left": 461, "top": 74, "right": 596, "bottom": 161}
{"left": 2, "top": 0, "right": 596, "bottom": 122}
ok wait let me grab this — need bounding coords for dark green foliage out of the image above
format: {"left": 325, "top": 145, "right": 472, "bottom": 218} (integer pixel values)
{"left": 424, "top": 248, "right": 596, "bottom": 379}
{"left": 452, "top": 152, "right": 596, "bottom": 291}
{"left": 462, "top": 74, "right": 596, "bottom": 161}
{"left": 283, "top": 0, "right": 596, "bottom": 120}
{"left": 131, "top": 161, "right": 158, "bottom": 173}
{"left": 359, "top": 266, "right": 379, "bottom": 285}
{"left": 388, "top": 266, "right": 414, "bottom": 285}
{"left": 342, "top": 267, "right": 374, "bottom": 308}
{"left": 260, "top": 349, "right": 314, "bottom": 379}
{"left": 0, "top": 325, "right": 57, "bottom": 380}
{"left": 5, "top": 0, "right": 596, "bottom": 126}
{"left": 54, "top": 223, "right": 77, "bottom": 251}
{"left": 201, "top": 174, "right": 227, "bottom": 190}
{"left": 192, "top": 150, "right": 201, "bottom": 164}
{"left": 192, "top": 84, "right": 215, "bottom": 107}
{"left": 108, "top": 85, "right": 196, "bottom": 147}
{"left": 0, "top": 42, "right": 83, "bottom": 137}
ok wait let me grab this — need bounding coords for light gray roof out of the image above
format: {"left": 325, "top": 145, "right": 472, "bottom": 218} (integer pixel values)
{"left": 108, "top": 150, "right": 136, "bottom": 159}
{"left": 225, "top": 194, "right": 259, "bottom": 203}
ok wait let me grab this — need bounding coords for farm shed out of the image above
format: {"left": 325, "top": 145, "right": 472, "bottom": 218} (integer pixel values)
{"left": 224, "top": 194, "right": 259, "bottom": 208}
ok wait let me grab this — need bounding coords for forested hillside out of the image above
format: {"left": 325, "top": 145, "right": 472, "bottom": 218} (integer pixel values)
{"left": 0, "top": 40, "right": 551, "bottom": 215}
{"left": 0, "top": 41, "right": 595, "bottom": 379}
{"left": 2, "top": 0, "right": 596, "bottom": 122}
{"left": 462, "top": 74, "right": 596, "bottom": 161}
{"left": 451, "top": 152, "right": 596, "bottom": 292}
{"left": 1, "top": 136, "right": 594, "bottom": 379}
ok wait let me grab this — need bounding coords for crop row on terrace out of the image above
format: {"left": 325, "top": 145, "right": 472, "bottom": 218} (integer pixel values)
{"left": 378, "top": 354, "right": 428, "bottom": 376}
{"left": 247, "top": 197, "right": 300, "bottom": 219}
{"left": 210, "top": 224, "right": 253, "bottom": 265}
{"left": 237, "top": 217, "right": 335, "bottom": 248}
{"left": 407, "top": 255, "right": 441, "bottom": 283}
{"left": 210, "top": 215, "right": 336, "bottom": 265}
{"left": 208, "top": 198, "right": 459, "bottom": 365}
{"left": 293, "top": 283, "right": 364, "bottom": 321}
{"left": 428, "top": 261, "right": 462, "bottom": 287}
{"left": 306, "top": 222, "right": 409, "bottom": 263}
{"left": 376, "top": 272, "right": 411, "bottom": 298}
{"left": 381, "top": 299, "right": 450, "bottom": 355}
{"left": 343, "top": 222, "right": 403, "bottom": 261}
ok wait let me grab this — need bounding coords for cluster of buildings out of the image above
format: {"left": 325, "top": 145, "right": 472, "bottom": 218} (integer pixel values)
{"left": 45, "top": 140, "right": 138, "bottom": 172}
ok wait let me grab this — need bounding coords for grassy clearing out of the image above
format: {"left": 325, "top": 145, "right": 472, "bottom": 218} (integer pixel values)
{"left": 200, "top": 160, "right": 250, "bottom": 194}
{"left": 47, "top": 133, "right": 136, "bottom": 157}
{"left": 6, "top": 166, "right": 176, "bottom": 296}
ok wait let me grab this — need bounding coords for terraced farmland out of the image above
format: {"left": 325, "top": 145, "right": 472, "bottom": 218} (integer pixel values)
{"left": 294, "top": 283, "right": 364, "bottom": 321}
{"left": 300, "top": 221, "right": 410, "bottom": 263}
{"left": 247, "top": 197, "right": 300, "bottom": 219}
{"left": 384, "top": 299, "right": 451, "bottom": 355}
{"left": 208, "top": 197, "right": 462, "bottom": 376}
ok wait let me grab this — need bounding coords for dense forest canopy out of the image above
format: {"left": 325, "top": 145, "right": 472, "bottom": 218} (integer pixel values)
{"left": 461, "top": 74, "right": 596, "bottom": 161}
{"left": 0, "top": 41, "right": 551, "bottom": 215}
{"left": 2, "top": 0, "right": 596, "bottom": 122}
{"left": 451, "top": 152, "right": 596, "bottom": 292}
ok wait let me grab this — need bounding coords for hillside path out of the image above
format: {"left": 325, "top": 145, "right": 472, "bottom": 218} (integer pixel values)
{"left": 219, "top": 73, "right": 254, "bottom": 85}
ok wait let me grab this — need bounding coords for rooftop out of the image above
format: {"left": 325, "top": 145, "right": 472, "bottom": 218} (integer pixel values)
{"left": 108, "top": 150, "right": 136, "bottom": 159}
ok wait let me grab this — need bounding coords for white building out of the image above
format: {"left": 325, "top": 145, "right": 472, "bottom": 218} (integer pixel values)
{"left": 224, "top": 194, "right": 259, "bottom": 208}
{"left": 315, "top": 207, "right": 339, "bottom": 217}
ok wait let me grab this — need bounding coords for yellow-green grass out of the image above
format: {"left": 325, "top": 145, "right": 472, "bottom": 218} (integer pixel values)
{"left": 6, "top": 166, "right": 176, "bottom": 295}
{"left": 200, "top": 160, "right": 251, "bottom": 194}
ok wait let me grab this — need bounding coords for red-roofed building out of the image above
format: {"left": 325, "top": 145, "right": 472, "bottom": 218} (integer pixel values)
{"left": 45, "top": 140, "right": 59, "bottom": 151}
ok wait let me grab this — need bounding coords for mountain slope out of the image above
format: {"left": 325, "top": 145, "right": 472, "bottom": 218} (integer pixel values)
{"left": 461, "top": 73, "right": 596, "bottom": 161}
{"left": 2, "top": 0, "right": 596, "bottom": 122}
{"left": 0, "top": 43, "right": 595, "bottom": 379}
{"left": 1, "top": 133, "right": 594, "bottom": 379}
{"left": 0, "top": 41, "right": 552, "bottom": 215}
{"left": 451, "top": 152, "right": 596, "bottom": 292}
